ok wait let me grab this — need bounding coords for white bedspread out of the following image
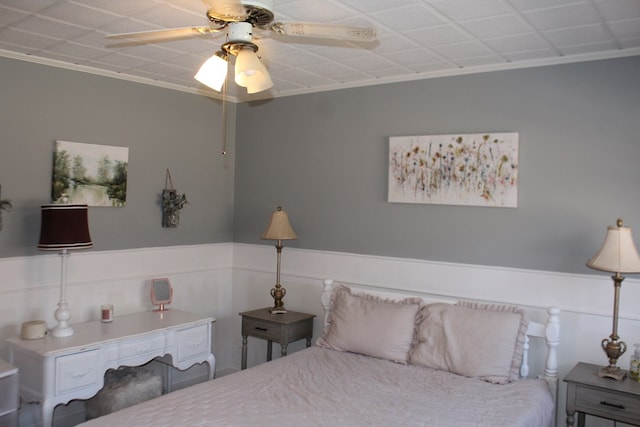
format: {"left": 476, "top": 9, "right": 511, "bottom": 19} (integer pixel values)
{"left": 79, "top": 347, "right": 554, "bottom": 427}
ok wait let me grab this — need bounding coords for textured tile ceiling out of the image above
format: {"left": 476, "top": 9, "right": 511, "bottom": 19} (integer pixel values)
{"left": 1, "top": 0, "right": 639, "bottom": 101}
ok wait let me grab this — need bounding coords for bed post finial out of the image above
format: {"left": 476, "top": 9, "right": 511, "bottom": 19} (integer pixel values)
{"left": 521, "top": 335, "right": 531, "bottom": 378}
{"left": 321, "top": 279, "right": 334, "bottom": 328}
{"left": 545, "top": 306, "right": 560, "bottom": 427}
{"left": 545, "top": 306, "right": 560, "bottom": 380}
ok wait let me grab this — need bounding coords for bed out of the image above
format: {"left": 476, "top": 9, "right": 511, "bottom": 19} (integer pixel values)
{"left": 79, "top": 279, "right": 560, "bottom": 427}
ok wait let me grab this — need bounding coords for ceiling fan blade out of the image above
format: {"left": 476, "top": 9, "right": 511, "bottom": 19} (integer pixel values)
{"left": 105, "top": 26, "right": 223, "bottom": 44}
{"left": 269, "top": 22, "right": 376, "bottom": 42}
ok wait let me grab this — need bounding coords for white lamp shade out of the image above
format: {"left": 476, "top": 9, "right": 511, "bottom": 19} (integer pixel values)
{"left": 195, "top": 53, "right": 228, "bottom": 92}
{"left": 234, "top": 49, "right": 272, "bottom": 93}
{"left": 587, "top": 219, "right": 640, "bottom": 273}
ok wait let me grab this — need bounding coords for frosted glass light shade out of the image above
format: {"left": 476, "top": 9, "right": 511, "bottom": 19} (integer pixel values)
{"left": 195, "top": 52, "right": 228, "bottom": 92}
{"left": 246, "top": 71, "right": 273, "bottom": 94}
{"left": 587, "top": 219, "right": 640, "bottom": 273}
{"left": 234, "top": 49, "right": 272, "bottom": 92}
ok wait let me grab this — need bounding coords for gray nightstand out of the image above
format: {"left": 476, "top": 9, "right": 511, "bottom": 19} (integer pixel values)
{"left": 564, "top": 362, "right": 640, "bottom": 426}
{"left": 240, "top": 308, "right": 315, "bottom": 370}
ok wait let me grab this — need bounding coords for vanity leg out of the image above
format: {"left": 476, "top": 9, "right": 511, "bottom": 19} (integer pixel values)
{"left": 42, "top": 400, "right": 55, "bottom": 427}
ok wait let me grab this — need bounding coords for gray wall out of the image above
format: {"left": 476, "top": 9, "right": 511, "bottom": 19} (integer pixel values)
{"left": 234, "top": 56, "right": 640, "bottom": 275}
{"left": 3, "top": 55, "right": 640, "bottom": 275}
{"left": 0, "top": 57, "right": 235, "bottom": 257}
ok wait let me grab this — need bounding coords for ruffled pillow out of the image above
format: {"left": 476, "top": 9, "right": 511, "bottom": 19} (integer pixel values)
{"left": 317, "top": 285, "right": 422, "bottom": 364}
{"left": 409, "top": 301, "right": 528, "bottom": 383}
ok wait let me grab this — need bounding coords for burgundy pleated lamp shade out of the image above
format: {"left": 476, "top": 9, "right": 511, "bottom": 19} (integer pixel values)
{"left": 38, "top": 204, "right": 93, "bottom": 251}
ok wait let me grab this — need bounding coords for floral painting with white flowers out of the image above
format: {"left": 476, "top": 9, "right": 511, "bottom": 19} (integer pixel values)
{"left": 388, "top": 132, "right": 518, "bottom": 208}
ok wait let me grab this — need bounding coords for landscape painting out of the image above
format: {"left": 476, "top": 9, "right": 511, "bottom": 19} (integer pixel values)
{"left": 52, "top": 140, "right": 129, "bottom": 207}
{"left": 388, "top": 133, "right": 518, "bottom": 208}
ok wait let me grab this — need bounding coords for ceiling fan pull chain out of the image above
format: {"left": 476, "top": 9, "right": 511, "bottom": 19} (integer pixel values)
{"left": 221, "top": 59, "right": 229, "bottom": 156}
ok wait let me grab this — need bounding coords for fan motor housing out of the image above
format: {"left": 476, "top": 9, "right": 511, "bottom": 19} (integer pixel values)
{"left": 207, "top": 0, "right": 274, "bottom": 26}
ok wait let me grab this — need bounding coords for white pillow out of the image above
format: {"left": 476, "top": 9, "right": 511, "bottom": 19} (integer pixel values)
{"left": 316, "top": 285, "right": 422, "bottom": 363}
{"left": 409, "top": 301, "right": 528, "bottom": 383}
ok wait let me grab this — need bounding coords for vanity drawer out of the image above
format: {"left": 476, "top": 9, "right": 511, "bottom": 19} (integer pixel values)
{"left": 177, "top": 324, "right": 210, "bottom": 361}
{"left": 576, "top": 386, "right": 640, "bottom": 420}
{"left": 119, "top": 335, "right": 165, "bottom": 363}
{"left": 56, "top": 349, "right": 100, "bottom": 394}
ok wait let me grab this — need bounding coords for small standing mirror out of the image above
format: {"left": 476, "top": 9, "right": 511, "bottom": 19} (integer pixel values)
{"left": 151, "top": 278, "right": 173, "bottom": 311}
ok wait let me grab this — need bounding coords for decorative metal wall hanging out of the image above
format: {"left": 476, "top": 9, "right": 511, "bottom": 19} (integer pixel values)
{"left": 162, "top": 169, "right": 187, "bottom": 228}
{"left": 0, "top": 185, "right": 11, "bottom": 231}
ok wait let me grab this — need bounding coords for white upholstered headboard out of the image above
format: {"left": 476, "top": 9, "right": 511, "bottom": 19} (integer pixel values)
{"left": 319, "top": 279, "right": 560, "bottom": 406}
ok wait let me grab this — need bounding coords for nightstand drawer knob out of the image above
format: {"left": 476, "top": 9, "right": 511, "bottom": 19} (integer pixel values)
{"left": 600, "top": 401, "right": 625, "bottom": 410}
{"left": 255, "top": 327, "right": 268, "bottom": 331}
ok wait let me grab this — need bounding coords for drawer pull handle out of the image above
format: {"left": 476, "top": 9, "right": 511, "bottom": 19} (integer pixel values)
{"left": 69, "top": 369, "right": 91, "bottom": 379}
{"left": 600, "top": 401, "right": 625, "bottom": 410}
{"left": 187, "top": 338, "right": 204, "bottom": 348}
{"left": 135, "top": 345, "right": 151, "bottom": 354}
{"left": 255, "top": 327, "right": 268, "bottom": 331}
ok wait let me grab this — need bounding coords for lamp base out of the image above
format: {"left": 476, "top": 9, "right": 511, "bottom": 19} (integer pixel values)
{"left": 52, "top": 302, "right": 74, "bottom": 337}
{"left": 597, "top": 365, "right": 627, "bottom": 381}
{"left": 51, "top": 323, "right": 74, "bottom": 338}
{"left": 269, "top": 307, "right": 287, "bottom": 314}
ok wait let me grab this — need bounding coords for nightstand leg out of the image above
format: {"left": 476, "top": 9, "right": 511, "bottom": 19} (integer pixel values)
{"left": 241, "top": 335, "right": 248, "bottom": 370}
{"left": 306, "top": 337, "right": 312, "bottom": 348}
{"left": 281, "top": 343, "right": 288, "bottom": 357}
{"left": 267, "top": 340, "right": 273, "bottom": 362}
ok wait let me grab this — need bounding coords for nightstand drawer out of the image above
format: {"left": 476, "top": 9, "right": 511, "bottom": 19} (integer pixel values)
{"left": 242, "top": 318, "right": 281, "bottom": 341}
{"left": 576, "top": 386, "right": 640, "bottom": 420}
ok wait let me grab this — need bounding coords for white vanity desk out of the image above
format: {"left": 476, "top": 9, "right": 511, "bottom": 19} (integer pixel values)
{"left": 7, "top": 309, "right": 216, "bottom": 427}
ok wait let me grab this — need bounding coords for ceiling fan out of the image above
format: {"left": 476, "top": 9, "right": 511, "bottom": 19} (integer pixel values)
{"left": 105, "top": 0, "right": 377, "bottom": 95}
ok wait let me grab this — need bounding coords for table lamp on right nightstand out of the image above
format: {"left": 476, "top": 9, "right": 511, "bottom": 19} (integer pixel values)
{"left": 586, "top": 218, "right": 640, "bottom": 380}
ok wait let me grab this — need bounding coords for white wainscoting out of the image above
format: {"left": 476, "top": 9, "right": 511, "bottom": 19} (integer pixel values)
{"left": 0, "top": 244, "right": 234, "bottom": 369}
{"left": 2, "top": 243, "right": 639, "bottom": 427}
{"left": 233, "top": 243, "right": 640, "bottom": 427}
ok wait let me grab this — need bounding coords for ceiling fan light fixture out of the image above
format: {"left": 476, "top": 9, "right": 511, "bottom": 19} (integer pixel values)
{"left": 194, "top": 51, "right": 229, "bottom": 92}
{"left": 246, "top": 70, "right": 273, "bottom": 94}
{"left": 234, "top": 48, "right": 272, "bottom": 93}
